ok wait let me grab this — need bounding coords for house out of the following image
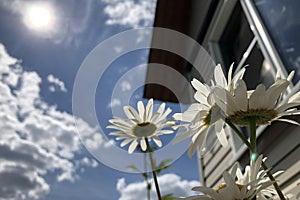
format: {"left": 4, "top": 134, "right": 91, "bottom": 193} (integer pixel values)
{"left": 144, "top": 0, "right": 300, "bottom": 196}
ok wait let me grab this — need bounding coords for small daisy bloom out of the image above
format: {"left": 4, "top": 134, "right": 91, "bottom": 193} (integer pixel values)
{"left": 176, "top": 156, "right": 274, "bottom": 200}
{"left": 236, "top": 155, "right": 284, "bottom": 199}
{"left": 107, "top": 99, "right": 175, "bottom": 153}
{"left": 173, "top": 64, "right": 246, "bottom": 157}
{"left": 214, "top": 70, "right": 300, "bottom": 126}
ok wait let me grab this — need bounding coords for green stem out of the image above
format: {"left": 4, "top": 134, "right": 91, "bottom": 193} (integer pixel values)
{"left": 145, "top": 138, "right": 162, "bottom": 200}
{"left": 225, "top": 119, "right": 251, "bottom": 149}
{"left": 261, "top": 161, "right": 286, "bottom": 200}
{"left": 144, "top": 153, "right": 151, "bottom": 200}
{"left": 225, "top": 119, "right": 286, "bottom": 200}
{"left": 249, "top": 118, "right": 257, "bottom": 159}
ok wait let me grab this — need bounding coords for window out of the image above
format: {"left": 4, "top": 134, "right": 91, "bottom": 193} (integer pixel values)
{"left": 202, "top": 0, "right": 295, "bottom": 155}
{"left": 254, "top": 0, "right": 300, "bottom": 84}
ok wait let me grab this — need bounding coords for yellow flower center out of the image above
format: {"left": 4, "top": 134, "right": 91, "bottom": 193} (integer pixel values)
{"left": 132, "top": 122, "right": 157, "bottom": 137}
{"left": 203, "top": 109, "right": 212, "bottom": 126}
{"left": 203, "top": 105, "right": 223, "bottom": 127}
{"left": 227, "top": 108, "right": 277, "bottom": 126}
{"left": 216, "top": 183, "right": 244, "bottom": 193}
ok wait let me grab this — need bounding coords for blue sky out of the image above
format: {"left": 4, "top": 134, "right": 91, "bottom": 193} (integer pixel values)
{"left": 0, "top": 0, "right": 203, "bottom": 199}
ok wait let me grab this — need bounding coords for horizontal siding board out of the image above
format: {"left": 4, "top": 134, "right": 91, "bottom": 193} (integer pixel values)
{"left": 206, "top": 150, "right": 233, "bottom": 187}
{"left": 203, "top": 140, "right": 222, "bottom": 165}
{"left": 202, "top": 117, "right": 300, "bottom": 192}
{"left": 276, "top": 146, "right": 300, "bottom": 187}
{"left": 283, "top": 181, "right": 300, "bottom": 197}
{"left": 261, "top": 125, "right": 300, "bottom": 168}
{"left": 204, "top": 145, "right": 231, "bottom": 177}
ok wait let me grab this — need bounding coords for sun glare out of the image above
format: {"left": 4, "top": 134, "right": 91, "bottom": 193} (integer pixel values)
{"left": 24, "top": 4, "right": 54, "bottom": 31}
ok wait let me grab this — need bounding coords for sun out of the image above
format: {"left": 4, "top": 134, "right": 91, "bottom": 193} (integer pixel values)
{"left": 23, "top": 3, "right": 54, "bottom": 31}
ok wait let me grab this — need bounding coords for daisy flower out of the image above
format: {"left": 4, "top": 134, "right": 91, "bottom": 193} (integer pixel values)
{"left": 176, "top": 155, "right": 275, "bottom": 200}
{"left": 173, "top": 64, "right": 246, "bottom": 157}
{"left": 214, "top": 70, "right": 300, "bottom": 126}
{"left": 107, "top": 99, "right": 175, "bottom": 153}
{"left": 236, "top": 155, "right": 284, "bottom": 199}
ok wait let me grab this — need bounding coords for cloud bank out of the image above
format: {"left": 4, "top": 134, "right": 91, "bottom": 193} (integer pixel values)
{"left": 0, "top": 43, "right": 100, "bottom": 199}
{"left": 117, "top": 173, "right": 199, "bottom": 200}
{"left": 102, "top": 0, "right": 157, "bottom": 28}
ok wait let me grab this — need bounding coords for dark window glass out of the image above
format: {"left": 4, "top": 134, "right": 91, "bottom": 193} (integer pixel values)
{"left": 219, "top": 2, "right": 254, "bottom": 69}
{"left": 254, "top": 0, "right": 300, "bottom": 83}
{"left": 218, "top": 2, "right": 273, "bottom": 90}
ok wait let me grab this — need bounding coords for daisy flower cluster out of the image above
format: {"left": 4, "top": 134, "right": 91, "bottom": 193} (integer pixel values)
{"left": 172, "top": 64, "right": 246, "bottom": 157}
{"left": 177, "top": 155, "right": 285, "bottom": 200}
{"left": 107, "top": 63, "right": 300, "bottom": 200}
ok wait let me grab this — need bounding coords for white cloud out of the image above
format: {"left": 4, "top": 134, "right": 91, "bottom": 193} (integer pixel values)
{"left": 114, "top": 46, "right": 123, "bottom": 53}
{"left": 108, "top": 98, "right": 121, "bottom": 108}
{"left": 0, "top": 43, "right": 101, "bottom": 199}
{"left": 120, "top": 80, "right": 131, "bottom": 92}
{"left": 47, "top": 74, "right": 67, "bottom": 92}
{"left": 116, "top": 173, "right": 199, "bottom": 200}
{"left": 102, "top": 0, "right": 157, "bottom": 28}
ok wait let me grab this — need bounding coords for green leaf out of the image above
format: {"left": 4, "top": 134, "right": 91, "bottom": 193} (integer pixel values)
{"left": 156, "top": 159, "right": 172, "bottom": 174}
{"left": 127, "top": 164, "right": 140, "bottom": 172}
{"left": 162, "top": 194, "right": 174, "bottom": 200}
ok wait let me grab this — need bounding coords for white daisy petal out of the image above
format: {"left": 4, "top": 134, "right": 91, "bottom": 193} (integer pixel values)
{"left": 152, "top": 136, "right": 162, "bottom": 147}
{"left": 109, "top": 131, "right": 126, "bottom": 137}
{"left": 173, "top": 126, "right": 205, "bottom": 144}
{"left": 194, "top": 91, "right": 208, "bottom": 105}
{"left": 216, "top": 128, "right": 228, "bottom": 147}
{"left": 227, "top": 63, "right": 234, "bottom": 87}
{"left": 157, "top": 102, "right": 166, "bottom": 114}
{"left": 278, "top": 110, "right": 300, "bottom": 117}
{"left": 191, "top": 78, "right": 209, "bottom": 94}
{"left": 276, "top": 118, "right": 300, "bottom": 126}
{"left": 123, "top": 106, "right": 142, "bottom": 122}
{"left": 188, "top": 129, "right": 208, "bottom": 157}
{"left": 214, "top": 64, "right": 227, "bottom": 88}
{"left": 288, "top": 91, "right": 300, "bottom": 103}
{"left": 137, "top": 101, "right": 145, "bottom": 121}
{"left": 287, "top": 70, "right": 295, "bottom": 82}
{"left": 120, "top": 138, "right": 133, "bottom": 147}
{"left": 276, "top": 102, "right": 300, "bottom": 113}
{"left": 145, "top": 98, "right": 153, "bottom": 121}
{"left": 234, "top": 80, "right": 248, "bottom": 111}
{"left": 173, "top": 113, "right": 183, "bottom": 121}
{"left": 231, "top": 67, "right": 246, "bottom": 90}
{"left": 140, "top": 138, "right": 147, "bottom": 151}
{"left": 249, "top": 84, "right": 267, "bottom": 109}
{"left": 267, "top": 80, "right": 290, "bottom": 107}
{"left": 128, "top": 140, "right": 138, "bottom": 154}
{"left": 157, "top": 129, "right": 173, "bottom": 134}
{"left": 192, "top": 187, "right": 219, "bottom": 199}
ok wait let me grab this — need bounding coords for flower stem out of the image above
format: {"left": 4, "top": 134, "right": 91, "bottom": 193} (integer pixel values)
{"left": 249, "top": 118, "right": 257, "bottom": 159}
{"left": 225, "top": 119, "right": 286, "bottom": 200}
{"left": 145, "top": 138, "right": 162, "bottom": 200}
{"left": 261, "top": 161, "right": 286, "bottom": 200}
{"left": 225, "top": 119, "right": 251, "bottom": 149}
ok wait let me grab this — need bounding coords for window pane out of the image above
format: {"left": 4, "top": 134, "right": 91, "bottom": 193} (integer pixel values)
{"left": 219, "top": 2, "right": 254, "bottom": 68}
{"left": 254, "top": 0, "right": 300, "bottom": 83}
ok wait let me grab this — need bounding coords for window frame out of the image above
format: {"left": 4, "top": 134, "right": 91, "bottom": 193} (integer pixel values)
{"left": 200, "top": 0, "right": 296, "bottom": 161}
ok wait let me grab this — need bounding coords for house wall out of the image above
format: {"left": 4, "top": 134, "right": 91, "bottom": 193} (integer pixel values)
{"left": 201, "top": 117, "right": 300, "bottom": 195}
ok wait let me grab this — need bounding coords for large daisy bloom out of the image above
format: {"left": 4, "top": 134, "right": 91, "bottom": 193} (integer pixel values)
{"left": 107, "top": 99, "right": 175, "bottom": 154}
{"left": 173, "top": 64, "right": 246, "bottom": 157}
{"left": 214, "top": 70, "right": 300, "bottom": 126}
{"left": 176, "top": 155, "right": 275, "bottom": 200}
